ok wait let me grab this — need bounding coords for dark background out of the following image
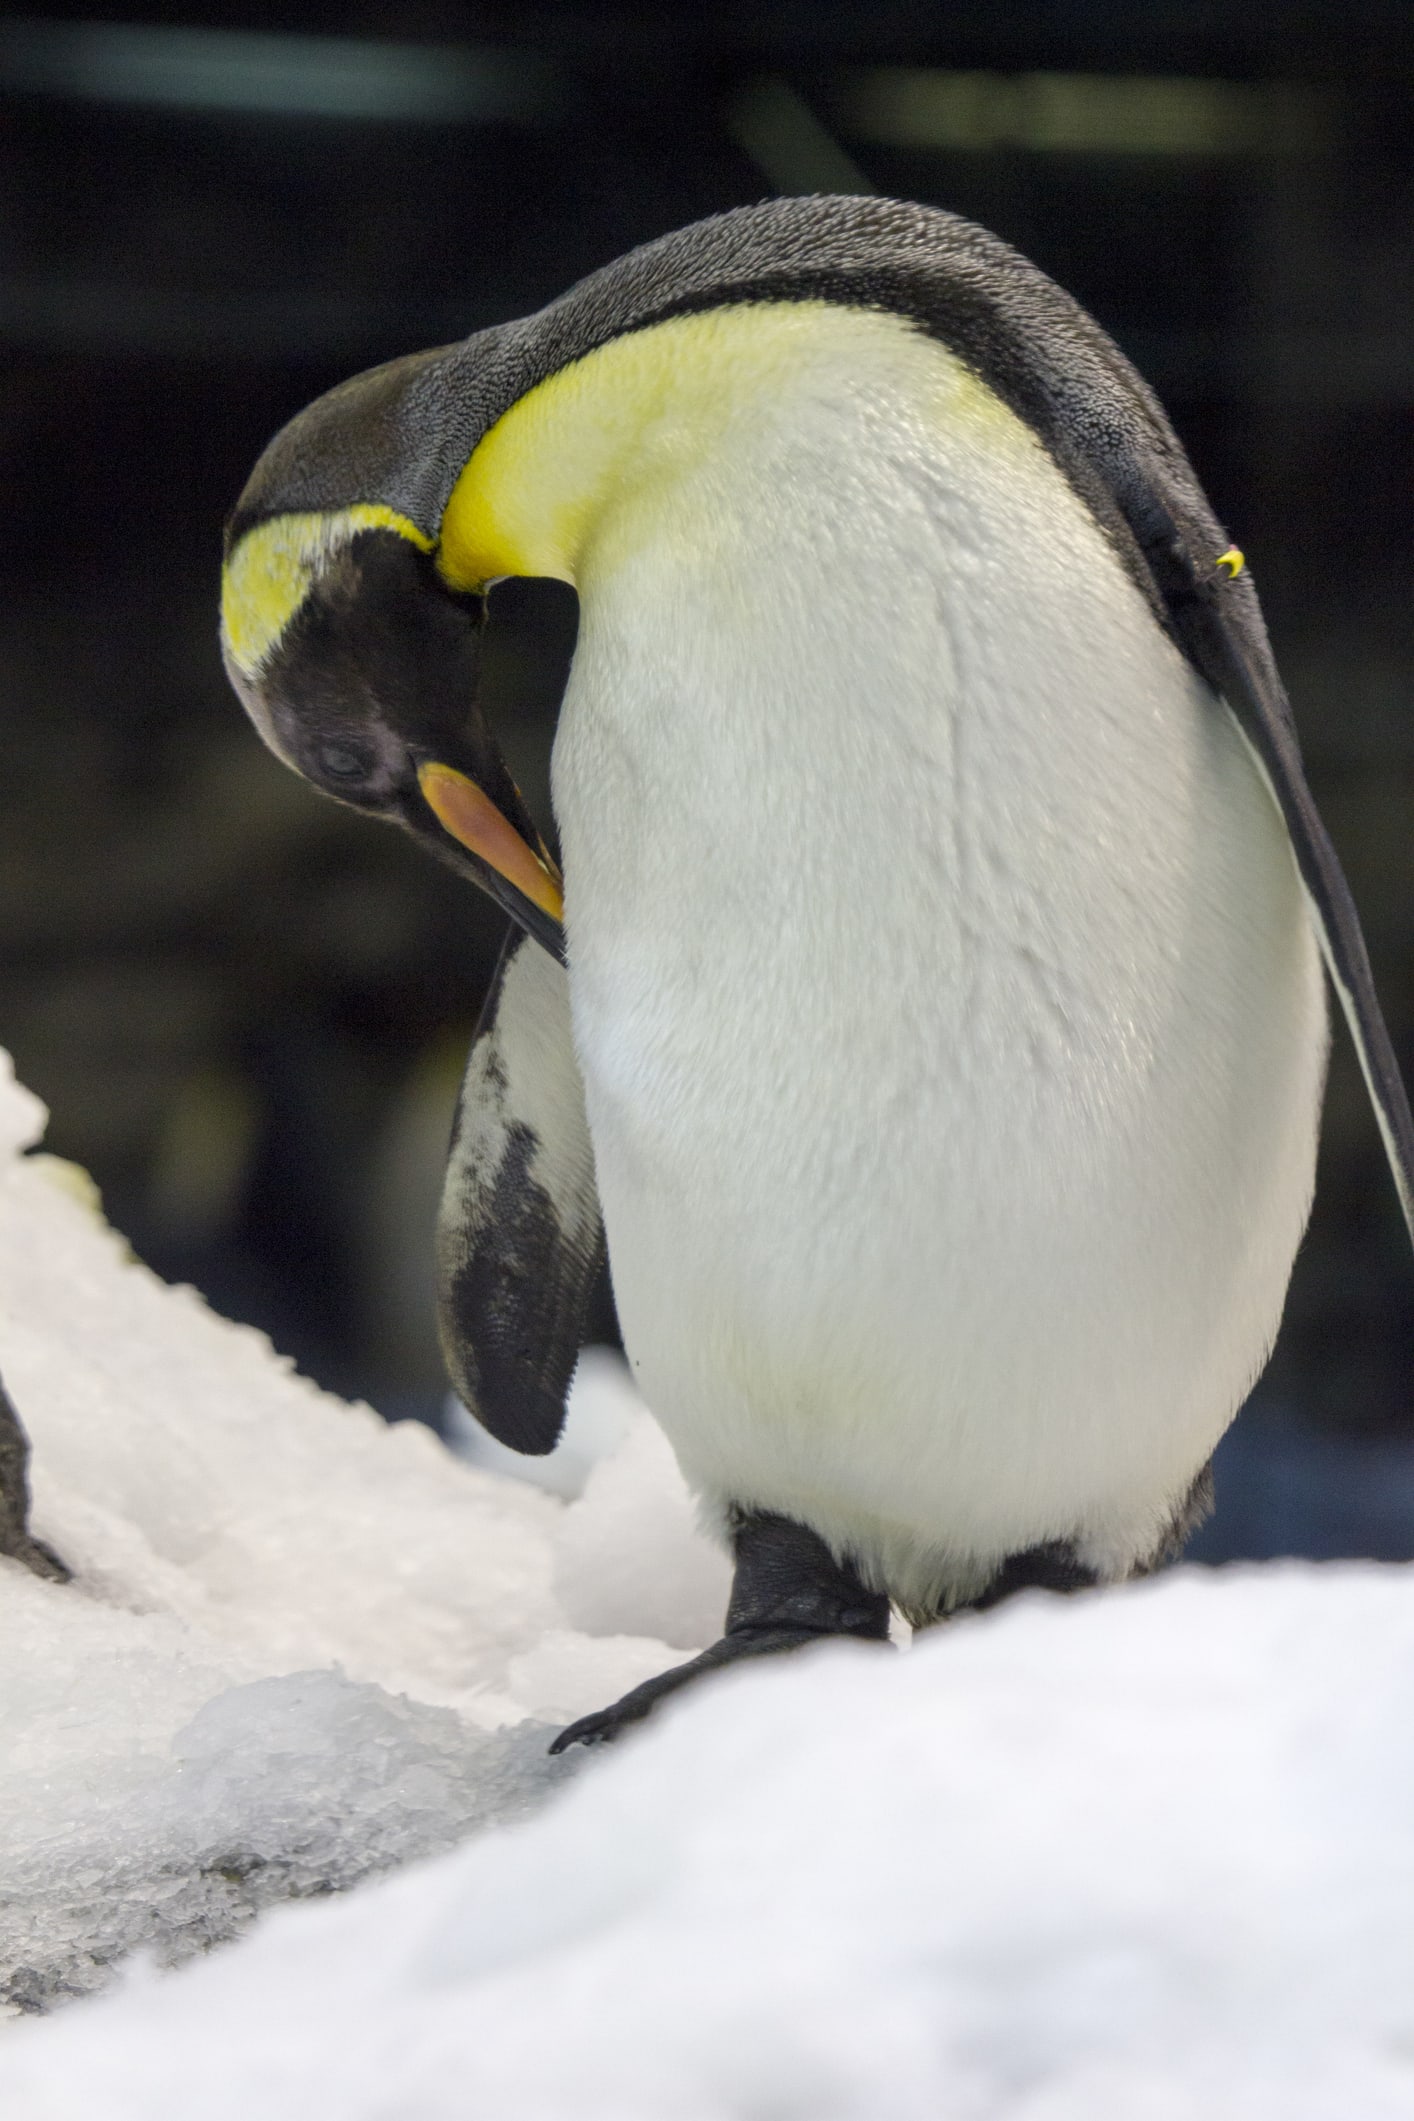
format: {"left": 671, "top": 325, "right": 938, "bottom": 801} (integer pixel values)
{"left": 1, "top": 2, "right": 1411, "bottom": 1559}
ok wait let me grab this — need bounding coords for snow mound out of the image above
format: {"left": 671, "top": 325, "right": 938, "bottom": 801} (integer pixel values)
{"left": 0, "top": 1049, "right": 727, "bottom": 2008}
{"left": 5, "top": 1566, "right": 1414, "bottom": 2118}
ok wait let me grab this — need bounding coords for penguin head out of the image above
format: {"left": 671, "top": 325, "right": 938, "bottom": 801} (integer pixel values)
{"left": 220, "top": 377, "right": 565, "bottom": 958}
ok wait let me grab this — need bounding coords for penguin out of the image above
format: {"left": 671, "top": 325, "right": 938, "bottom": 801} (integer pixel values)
{"left": 219, "top": 197, "right": 1414, "bottom": 1751}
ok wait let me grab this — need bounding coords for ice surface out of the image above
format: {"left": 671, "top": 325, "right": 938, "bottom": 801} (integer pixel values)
{"left": 3, "top": 1042, "right": 1414, "bottom": 2115}
{"left": 1, "top": 1657, "right": 568, "bottom": 2012}
{"left": 0, "top": 1050, "right": 722, "bottom": 2008}
{"left": 4, "top": 1567, "right": 1414, "bottom": 2117}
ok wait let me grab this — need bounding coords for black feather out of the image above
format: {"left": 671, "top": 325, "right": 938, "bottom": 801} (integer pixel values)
{"left": 436, "top": 924, "right": 603, "bottom": 1453}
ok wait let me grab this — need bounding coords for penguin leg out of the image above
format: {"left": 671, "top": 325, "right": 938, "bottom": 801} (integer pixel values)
{"left": 548, "top": 1510, "right": 891, "bottom": 1754}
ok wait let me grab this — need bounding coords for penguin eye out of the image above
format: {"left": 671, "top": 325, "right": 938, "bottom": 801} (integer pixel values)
{"left": 318, "top": 740, "right": 373, "bottom": 783}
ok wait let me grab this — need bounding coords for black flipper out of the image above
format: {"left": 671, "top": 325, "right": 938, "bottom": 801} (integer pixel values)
{"left": 1119, "top": 481, "right": 1414, "bottom": 1249}
{"left": 436, "top": 923, "right": 604, "bottom": 1453}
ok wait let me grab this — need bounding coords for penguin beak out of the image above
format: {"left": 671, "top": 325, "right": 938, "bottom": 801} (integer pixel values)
{"left": 417, "top": 761, "right": 566, "bottom": 960}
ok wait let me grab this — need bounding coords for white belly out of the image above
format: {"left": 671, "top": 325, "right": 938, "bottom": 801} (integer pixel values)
{"left": 551, "top": 315, "right": 1327, "bottom": 1612}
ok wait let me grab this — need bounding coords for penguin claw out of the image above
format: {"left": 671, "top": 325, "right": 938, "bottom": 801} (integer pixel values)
{"left": 549, "top": 1644, "right": 732, "bottom": 1754}
{"left": 547, "top": 1706, "right": 631, "bottom": 1754}
{"left": 547, "top": 1624, "right": 872, "bottom": 1754}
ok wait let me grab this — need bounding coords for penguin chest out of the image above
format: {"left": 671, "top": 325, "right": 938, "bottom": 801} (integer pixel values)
{"left": 550, "top": 327, "right": 1326, "bottom": 1596}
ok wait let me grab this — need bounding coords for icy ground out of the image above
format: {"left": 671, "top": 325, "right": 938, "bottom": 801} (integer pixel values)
{"left": 0, "top": 1048, "right": 726, "bottom": 2010}
{"left": 2, "top": 1050, "right": 1414, "bottom": 2114}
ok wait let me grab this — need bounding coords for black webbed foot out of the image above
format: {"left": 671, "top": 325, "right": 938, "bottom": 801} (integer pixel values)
{"left": 548, "top": 1624, "right": 838, "bottom": 1752}
{"left": 969, "top": 1539, "right": 1097, "bottom": 1611}
{"left": 549, "top": 1509, "right": 889, "bottom": 1754}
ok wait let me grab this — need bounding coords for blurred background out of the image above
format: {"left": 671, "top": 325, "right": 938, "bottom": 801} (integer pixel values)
{"left": 0, "top": 0, "right": 1410, "bottom": 1560}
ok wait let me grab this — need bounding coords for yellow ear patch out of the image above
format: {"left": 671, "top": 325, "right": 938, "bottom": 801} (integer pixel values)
{"left": 221, "top": 504, "right": 433, "bottom": 679}
{"left": 1216, "top": 546, "right": 1245, "bottom": 579}
{"left": 435, "top": 314, "right": 731, "bottom": 592}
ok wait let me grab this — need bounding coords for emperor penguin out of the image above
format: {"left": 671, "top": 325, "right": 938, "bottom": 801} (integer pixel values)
{"left": 219, "top": 198, "right": 1414, "bottom": 1750}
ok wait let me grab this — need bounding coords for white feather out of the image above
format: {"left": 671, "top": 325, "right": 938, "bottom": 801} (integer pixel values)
{"left": 550, "top": 310, "right": 1327, "bottom": 1613}
{"left": 442, "top": 937, "right": 599, "bottom": 1256}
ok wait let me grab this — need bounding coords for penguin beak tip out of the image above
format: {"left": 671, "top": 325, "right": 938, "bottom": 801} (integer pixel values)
{"left": 417, "top": 759, "right": 566, "bottom": 936}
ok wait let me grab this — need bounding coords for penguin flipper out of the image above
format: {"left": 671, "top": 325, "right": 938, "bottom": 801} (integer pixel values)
{"left": 1131, "top": 490, "right": 1414, "bottom": 1249}
{"left": 436, "top": 924, "right": 604, "bottom": 1454}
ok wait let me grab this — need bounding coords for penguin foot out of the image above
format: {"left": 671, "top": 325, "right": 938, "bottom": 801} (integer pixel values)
{"left": 549, "top": 1624, "right": 841, "bottom": 1752}
{"left": 549, "top": 1509, "right": 890, "bottom": 1753}
{"left": 969, "top": 1539, "right": 1097, "bottom": 1610}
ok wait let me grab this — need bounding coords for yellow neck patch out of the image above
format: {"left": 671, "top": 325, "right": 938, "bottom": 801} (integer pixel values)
{"left": 437, "top": 302, "right": 873, "bottom": 592}
{"left": 221, "top": 504, "right": 433, "bottom": 679}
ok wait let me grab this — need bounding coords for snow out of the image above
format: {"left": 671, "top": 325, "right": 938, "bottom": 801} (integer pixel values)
{"left": 3, "top": 1044, "right": 1414, "bottom": 2114}
{"left": 0, "top": 1048, "right": 725, "bottom": 2008}
{"left": 6, "top": 1569, "right": 1414, "bottom": 2116}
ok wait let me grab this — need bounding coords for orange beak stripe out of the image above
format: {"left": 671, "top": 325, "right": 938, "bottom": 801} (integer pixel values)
{"left": 417, "top": 762, "right": 564, "bottom": 927}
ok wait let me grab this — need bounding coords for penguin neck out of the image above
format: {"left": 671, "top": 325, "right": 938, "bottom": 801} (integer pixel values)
{"left": 435, "top": 301, "right": 1025, "bottom": 596}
